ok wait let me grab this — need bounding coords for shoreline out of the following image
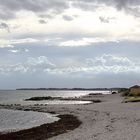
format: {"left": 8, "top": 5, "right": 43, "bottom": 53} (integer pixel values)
{"left": 0, "top": 107, "right": 81, "bottom": 140}
{"left": 0, "top": 93, "right": 101, "bottom": 139}
{"left": 1, "top": 94, "right": 140, "bottom": 140}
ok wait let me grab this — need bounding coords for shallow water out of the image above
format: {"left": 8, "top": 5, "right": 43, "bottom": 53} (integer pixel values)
{"left": 0, "top": 90, "right": 111, "bottom": 105}
{"left": 0, "top": 109, "right": 59, "bottom": 133}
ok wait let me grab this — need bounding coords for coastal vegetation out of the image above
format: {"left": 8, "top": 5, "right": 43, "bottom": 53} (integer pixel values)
{"left": 123, "top": 97, "right": 140, "bottom": 103}
{"left": 122, "top": 85, "right": 140, "bottom": 103}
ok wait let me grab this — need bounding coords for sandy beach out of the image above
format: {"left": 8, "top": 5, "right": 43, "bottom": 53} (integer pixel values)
{"left": 0, "top": 93, "right": 140, "bottom": 140}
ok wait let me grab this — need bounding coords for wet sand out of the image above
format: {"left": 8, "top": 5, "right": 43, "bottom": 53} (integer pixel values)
{"left": 1, "top": 93, "right": 140, "bottom": 140}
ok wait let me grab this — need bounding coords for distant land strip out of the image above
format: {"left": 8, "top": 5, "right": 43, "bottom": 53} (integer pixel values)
{"left": 16, "top": 88, "right": 120, "bottom": 91}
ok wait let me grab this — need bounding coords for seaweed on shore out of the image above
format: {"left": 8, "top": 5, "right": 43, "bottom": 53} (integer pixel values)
{"left": 24, "top": 96, "right": 102, "bottom": 103}
{"left": 25, "top": 96, "right": 61, "bottom": 101}
{"left": 0, "top": 114, "right": 81, "bottom": 140}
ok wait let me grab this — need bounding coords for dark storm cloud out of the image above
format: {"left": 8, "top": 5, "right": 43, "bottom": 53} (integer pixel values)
{"left": 99, "top": 17, "right": 110, "bottom": 23}
{"left": 111, "top": 0, "right": 140, "bottom": 10}
{"left": 0, "top": 9, "right": 15, "bottom": 20}
{"left": 75, "top": 0, "right": 140, "bottom": 9}
{"left": 38, "top": 19, "right": 47, "bottom": 24}
{"left": 62, "top": 15, "right": 74, "bottom": 21}
{"left": 0, "top": 0, "right": 68, "bottom": 12}
{"left": 0, "top": 0, "right": 69, "bottom": 19}
{"left": 99, "top": 16, "right": 116, "bottom": 23}
{"left": 0, "top": 22, "right": 10, "bottom": 32}
{"left": 72, "top": 0, "right": 140, "bottom": 16}
{"left": 108, "top": 0, "right": 140, "bottom": 16}
{"left": 39, "top": 14, "right": 53, "bottom": 19}
{"left": 0, "top": 0, "right": 140, "bottom": 20}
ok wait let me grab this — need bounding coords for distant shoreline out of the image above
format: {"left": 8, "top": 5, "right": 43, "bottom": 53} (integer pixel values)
{"left": 16, "top": 88, "right": 119, "bottom": 91}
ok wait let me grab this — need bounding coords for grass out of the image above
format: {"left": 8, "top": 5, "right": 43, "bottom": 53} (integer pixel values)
{"left": 128, "top": 92, "right": 140, "bottom": 97}
{"left": 121, "top": 89, "right": 140, "bottom": 103}
{"left": 123, "top": 97, "right": 140, "bottom": 103}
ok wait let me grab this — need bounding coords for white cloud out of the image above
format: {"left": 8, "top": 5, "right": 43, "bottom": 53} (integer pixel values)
{"left": 0, "top": 38, "right": 39, "bottom": 48}
{"left": 0, "top": 54, "right": 140, "bottom": 77}
{"left": 0, "top": 44, "right": 14, "bottom": 48}
{"left": 0, "top": 1, "right": 140, "bottom": 88}
{"left": 0, "top": 56, "right": 55, "bottom": 74}
{"left": 59, "top": 37, "right": 119, "bottom": 47}
{"left": 59, "top": 39, "right": 90, "bottom": 47}
{"left": 42, "top": 54, "right": 140, "bottom": 75}
{"left": 0, "top": 3, "right": 140, "bottom": 48}
{"left": 8, "top": 48, "right": 29, "bottom": 53}
{"left": 84, "top": 54, "right": 137, "bottom": 74}
{"left": 0, "top": 64, "right": 28, "bottom": 75}
{"left": 86, "top": 54, "right": 133, "bottom": 67}
{"left": 10, "top": 38, "right": 39, "bottom": 44}
{"left": 57, "top": 54, "right": 140, "bottom": 75}
{"left": 8, "top": 49, "right": 19, "bottom": 53}
{"left": 27, "top": 56, "right": 55, "bottom": 67}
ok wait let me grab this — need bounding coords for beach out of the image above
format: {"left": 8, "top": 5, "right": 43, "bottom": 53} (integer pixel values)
{"left": 0, "top": 93, "right": 140, "bottom": 140}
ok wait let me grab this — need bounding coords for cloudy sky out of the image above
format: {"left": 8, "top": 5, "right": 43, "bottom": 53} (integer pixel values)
{"left": 0, "top": 0, "right": 140, "bottom": 89}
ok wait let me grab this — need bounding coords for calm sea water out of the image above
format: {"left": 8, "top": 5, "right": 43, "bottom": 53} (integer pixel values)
{"left": 0, "top": 90, "right": 111, "bottom": 105}
{"left": 0, "top": 109, "right": 59, "bottom": 133}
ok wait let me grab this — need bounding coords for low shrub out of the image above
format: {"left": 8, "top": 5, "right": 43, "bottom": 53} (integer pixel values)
{"left": 128, "top": 92, "right": 140, "bottom": 97}
{"left": 121, "top": 90, "right": 130, "bottom": 96}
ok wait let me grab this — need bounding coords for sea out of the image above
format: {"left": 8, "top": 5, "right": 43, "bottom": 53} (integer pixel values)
{"left": 0, "top": 90, "right": 111, "bottom": 105}
{"left": 0, "top": 90, "right": 111, "bottom": 133}
{"left": 0, "top": 109, "right": 59, "bottom": 133}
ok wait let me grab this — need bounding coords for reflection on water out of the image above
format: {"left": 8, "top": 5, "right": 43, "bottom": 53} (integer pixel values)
{"left": 0, "top": 90, "right": 110, "bottom": 105}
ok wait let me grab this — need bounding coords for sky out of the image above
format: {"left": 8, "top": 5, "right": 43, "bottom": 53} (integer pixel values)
{"left": 0, "top": 0, "right": 140, "bottom": 89}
